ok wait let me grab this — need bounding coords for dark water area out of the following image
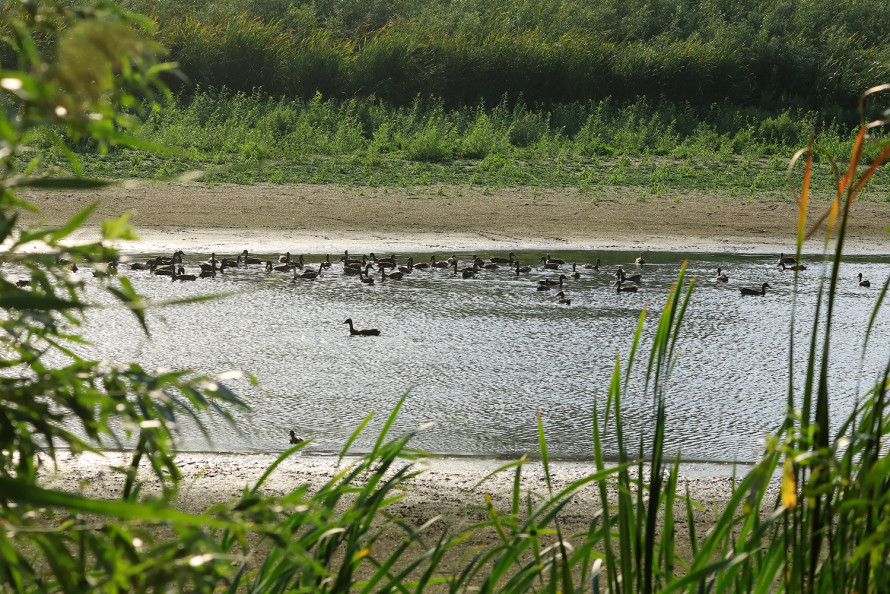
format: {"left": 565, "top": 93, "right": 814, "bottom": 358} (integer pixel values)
{"left": 55, "top": 249, "right": 890, "bottom": 463}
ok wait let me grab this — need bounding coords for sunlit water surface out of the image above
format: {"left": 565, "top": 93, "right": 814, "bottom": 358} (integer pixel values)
{"left": 51, "top": 250, "right": 890, "bottom": 462}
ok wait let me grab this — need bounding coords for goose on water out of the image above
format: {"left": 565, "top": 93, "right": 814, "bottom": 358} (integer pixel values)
{"left": 857, "top": 273, "right": 871, "bottom": 288}
{"left": 289, "top": 430, "right": 305, "bottom": 445}
{"left": 172, "top": 267, "right": 197, "bottom": 281}
{"left": 618, "top": 269, "right": 642, "bottom": 283}
{"left": 555, "top": 290, "right": 571, "bottom": 305}
{"left": 716, "top": 268, "right": 728, "bottom": 282}
{"left": 490, "top": 252, "right": 516, "bottom": 264}
{"left": 381, "top": 267, "right": 404, "bottom": 281}
{"left": 740, "top": 282, "right": 770, "bottom": 296}
{"left": 582, "top": 258, "right": 601, "bottom": 270}
{"left": 538, "top": 274, "right": 568, "bottom": 288}
{"left": 778, "top": 253, "right": 797, "bottom": 266}
{"left": 779, "top": 262, "right": 807, "bottom": 272}
{"left": 430, "top": 255, "right": 451, "bottom": 269}
{"left": 343, "top": 318, "right": 380, "bottom": 336}
{"left": 240, "top": 250, "right": 262, "bottom": 265}
{"left": 616, "top": 283, "right": 638, "bottom": 293}
{"left": 635, "top": 252, "right": 646, "bottom": 266}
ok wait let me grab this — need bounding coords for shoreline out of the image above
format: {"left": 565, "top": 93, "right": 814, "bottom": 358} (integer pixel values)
{"left": 40, "top": 450, "right": 769, "bottom": 563}
{"left": 17, "top": 181, "right": 890, "bottom": 255}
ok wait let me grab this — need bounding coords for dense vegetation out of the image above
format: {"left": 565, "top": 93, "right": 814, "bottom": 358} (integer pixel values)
{"left": 108, "top": 0, "right": 890, "bottom": 118}
{"left": 5, "top": 1, "right": 885, "bottom": 192}
{"left": 54, "top": 90, "right": 883, "bottom": 197}
{"left": 2, "top": 1, "right": 889, "bottom": 591}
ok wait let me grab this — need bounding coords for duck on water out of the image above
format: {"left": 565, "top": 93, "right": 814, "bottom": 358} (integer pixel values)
{"left": 343, "top": 318, "right": 380, "bottom": 336}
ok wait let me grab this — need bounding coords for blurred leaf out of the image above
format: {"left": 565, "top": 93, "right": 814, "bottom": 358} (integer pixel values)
{"left": 0, "top": 292, "right": 83, "bottom": 310}
{"left": 4, "top": 177, "right": 112, "bottom": 190}
{"left": 781, "top": 458, "right": 797, "bottom": 509}
{"left": 105, "top": 277, "right": 148, "bottom": 334}
{"left": 102, "top": 213, "right": 139, "bottom": 241}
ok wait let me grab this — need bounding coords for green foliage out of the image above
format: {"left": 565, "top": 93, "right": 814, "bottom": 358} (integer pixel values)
{"left": 92, "top": 0, "right": 890, "bottom": 115}
{"left": 31, "top": 90, "right": 888, "bottom": 196}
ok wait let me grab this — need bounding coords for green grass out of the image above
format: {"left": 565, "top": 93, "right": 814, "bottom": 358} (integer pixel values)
{"left": 53, "top": 0, "right": 885, "bottom": 118}
{"left": 27, "top": 91, "right": 890, "bottom": 199}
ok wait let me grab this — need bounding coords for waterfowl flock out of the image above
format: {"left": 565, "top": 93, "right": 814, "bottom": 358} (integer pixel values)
{"left": 59, "top": 249, "right": 880, "bottom": 304}
{"left": 16, "top": 249, "right": 880, "bottom": 337}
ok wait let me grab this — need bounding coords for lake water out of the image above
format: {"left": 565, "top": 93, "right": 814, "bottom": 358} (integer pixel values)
{"left": 61, "top": 249, "right": 890, "bottom": 463}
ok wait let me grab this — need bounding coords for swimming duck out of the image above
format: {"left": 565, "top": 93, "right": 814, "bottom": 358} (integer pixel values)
{"left": 381, "top": 267, "right": 404, "bottom": 281}
{"left": 538, "top": 274, "right": 568, "bottom": 288}
{"left": 582, "top": 258, "right": 601, "bottom": 270}
{"left": 635, "top": 252, "right": 646, "bottom": 266}
{"left": 240, "top": 250, "right": 262, "bottom": 265}
{"left": 779, "top": 262, "right": 806, "bottom": 272}
{"left": 555, "top": 291, "right": 571, "bottom": 305}
{"left": 716, "top": 268, "right": 728, "bottom": 282}
{"left": 289, "top": 430, "right": 304, "bottom": 445}
{"left": 411, "top": 257, "right": 430, "bottom": 270}
{"left": 857, "top": 273, "right": 871, "bottom": 288}
{"left": 343, "top": 262, "right": 363, "bottom": 275}
{"left": 740, "top": 282, "right": 770, "bottom": 296}
{"left": 541, "top": 257, "right": 561, "bottom": 270}
{"left": 152, "top": 261, "right": 175, "bottom": 276}
{"left": 343, "top": 318, "right": 380, "bottom": 336}
{"left": 490, "top": 252, "right": 516, "bottom": 264}
{"left": 430, "top": 255, "right": 451, "bottom": 269}
{"left": 618, "top": 269, "right": 642, "bottom": 283}
{"left": 295, "top": 265, "right": 320, "bottom": 280}
{"left": 372, "top": 253, "right": 398, "bottom": 268}
{"left": 92, "top": 262, "right": 118, "bottom": 278}
{"left": 341, "top": 251, "right": 364, "bottom": 267}
{"left": 452, "top": 260, "right": 477, "bottom": 278}
{"left": 172, "top": 267, "right": 197, "bottom": 281}
{"left": 778, "top": 253, "right": 797, "bottom": 266}
{"left": 154, "top": 250, "right": 184, "bottom": 266}
{"left": 359, "top": 264, "right": 375, "bottom": 284}
{"left": 616, "top": 283, "right": 638, "bottom": 293}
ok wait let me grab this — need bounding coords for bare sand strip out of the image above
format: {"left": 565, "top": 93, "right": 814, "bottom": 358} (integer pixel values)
{"left": 19, "top": 182, "right": 890, "bottom": 254}
{"left": 39, "top": 451, "right": 769, "bottom": 571}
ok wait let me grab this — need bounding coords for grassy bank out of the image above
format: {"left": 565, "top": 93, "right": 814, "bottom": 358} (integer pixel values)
{"left": 33, "top": 91, "right": 890, "bottom": 198}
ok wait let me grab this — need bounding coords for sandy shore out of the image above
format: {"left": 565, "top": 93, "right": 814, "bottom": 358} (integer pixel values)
{"left": 38, "top": 450, "right": 767, "bottom": 576}
{"left": 18, "top": 181, "right": 890, "bottom": 254}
